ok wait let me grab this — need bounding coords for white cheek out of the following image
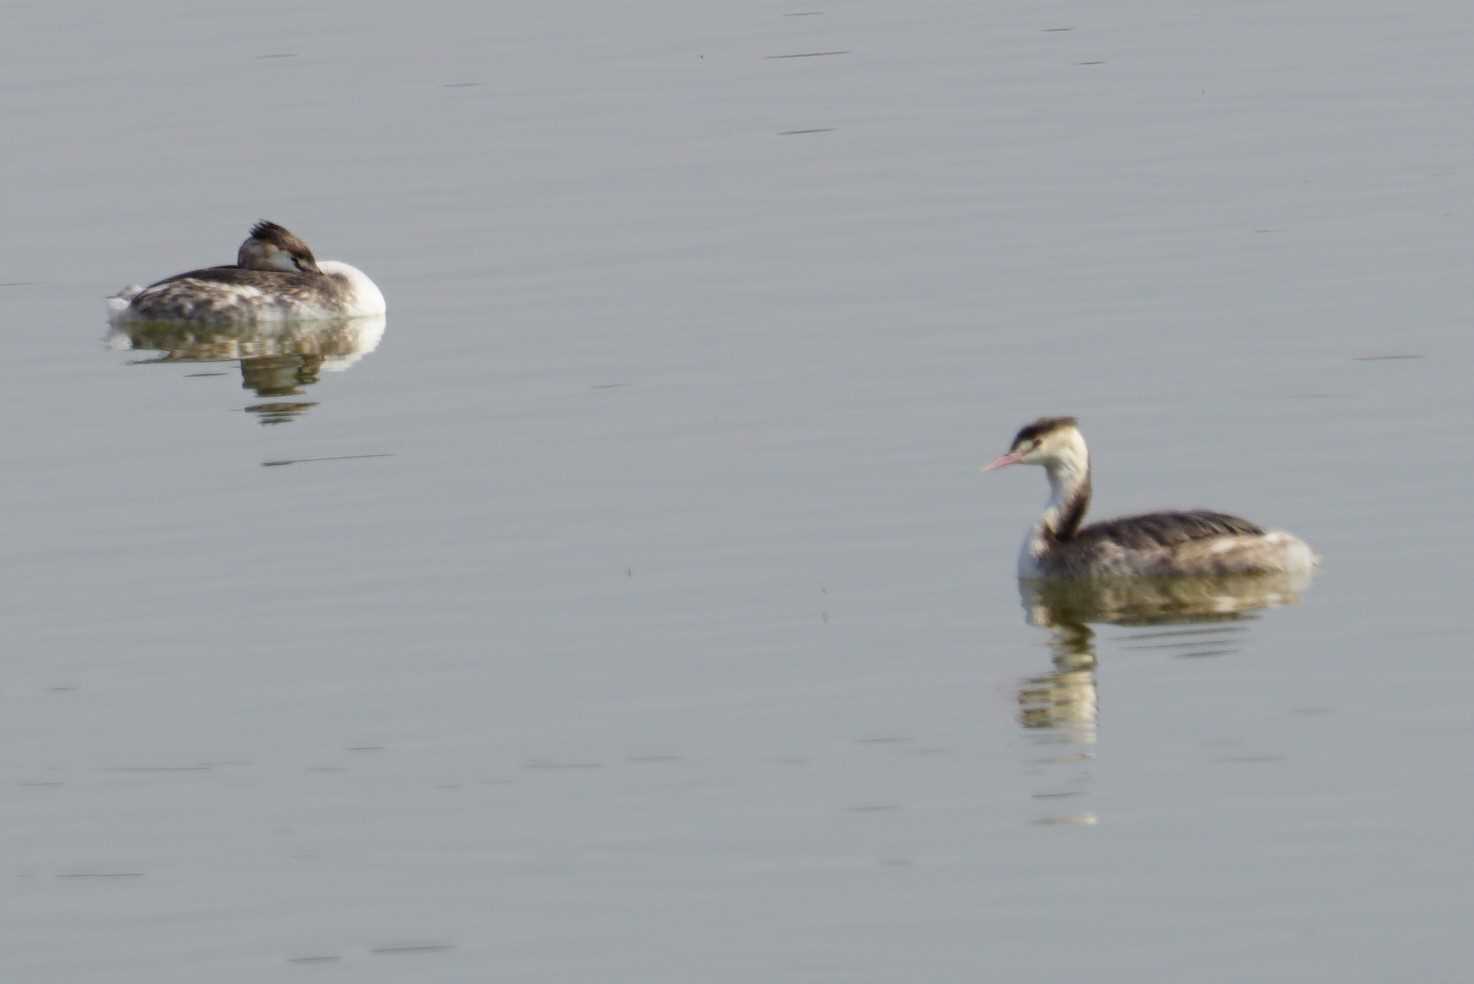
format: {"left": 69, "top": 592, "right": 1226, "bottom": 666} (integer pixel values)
{"left": 264, "top": 248, "right": 298, "bottom": 272}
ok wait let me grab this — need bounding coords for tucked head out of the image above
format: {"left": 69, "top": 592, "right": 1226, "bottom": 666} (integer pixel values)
{"left": 237, "top": 220, "right": 321, "bottom": 274}
{"left": 983, "top": 416, "right": 1083, "bottom": 472}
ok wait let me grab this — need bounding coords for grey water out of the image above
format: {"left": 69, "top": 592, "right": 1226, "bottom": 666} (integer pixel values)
{"left": 6, "top": 1, "right": 1474, "bottom": 980}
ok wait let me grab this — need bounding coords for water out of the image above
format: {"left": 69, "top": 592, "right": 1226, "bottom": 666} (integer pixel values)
{"left": 6, "top": 1, "right": 1474, "bottom": 980}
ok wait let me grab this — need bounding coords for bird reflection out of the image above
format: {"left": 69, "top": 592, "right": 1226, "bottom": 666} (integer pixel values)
{"left": 240, "top": 354, "right": 323, "bottom": 425}
{"left": 1018, "top": 618, "right": 1098, "bottom": 743}
{"left": 1019, "top": 571, "right": 1311, "bottom": 732}
{"left": 1021, "top": 570, "right": 1311, "bottom": 630}
{"left": 106, "top": 315, "right": 385, "bottom": 426}
{"left": 1016, "top": 572, "right": 1312, "bottom": 823}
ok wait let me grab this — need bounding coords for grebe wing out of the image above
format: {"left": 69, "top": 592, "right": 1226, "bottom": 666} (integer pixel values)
{"left": 144, "top": 266, "right": 320, "bottom": 289}
{"left": 1070, "top": 510, "right": 1265, "bottom": 549}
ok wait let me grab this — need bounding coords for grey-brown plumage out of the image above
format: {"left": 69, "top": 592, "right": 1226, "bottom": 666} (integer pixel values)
{"left": 1067, "top": 510, "right": 1264, "bottom": 550}
{"left": 122, "top": 268, "right": 343, "bottom": 326}
{"left": 145, "top": 266, "right": 315, "bottom": 289}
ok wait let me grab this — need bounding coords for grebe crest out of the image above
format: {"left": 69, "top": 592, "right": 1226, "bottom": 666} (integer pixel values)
{"left": 984, "top": 416, "right": 1318, "bottom": 580}
{"left": 107, "top": 221, "right": 385, "bottom": 326}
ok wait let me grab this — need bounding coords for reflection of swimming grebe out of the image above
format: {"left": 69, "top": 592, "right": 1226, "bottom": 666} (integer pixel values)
{"left": 107, "top": 221, "right": 385, "bottom": 325}
{"left": 984, "top": 417, "right": 1317, "bottom": 579}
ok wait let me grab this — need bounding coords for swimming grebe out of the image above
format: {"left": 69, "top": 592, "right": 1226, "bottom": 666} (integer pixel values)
{"left": 984, "top": 417, "right": 1317, "bottom": 579}
{"left": 107, "top": 221, "right": 385, "bottom": 325}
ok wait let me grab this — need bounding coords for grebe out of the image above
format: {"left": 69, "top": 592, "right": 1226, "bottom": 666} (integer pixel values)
{"left": 984, "top": 417, "right": 1317, "bottom": 579}
{"left": 107, "top": 221, "right": 385, "bottom": 325}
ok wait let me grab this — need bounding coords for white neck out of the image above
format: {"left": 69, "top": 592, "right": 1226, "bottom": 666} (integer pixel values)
{"left": 1037, "top": 434, "right": 1090, "bottom": 542}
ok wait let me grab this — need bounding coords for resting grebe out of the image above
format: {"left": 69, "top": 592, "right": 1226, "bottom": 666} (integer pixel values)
{"left": 106, "top": 221, "right": 385, "bottom": 325}
{"left": 984, "top": 417, "right": 1317, "bottom": 579}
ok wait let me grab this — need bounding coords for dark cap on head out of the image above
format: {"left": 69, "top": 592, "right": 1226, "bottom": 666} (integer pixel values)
{"left": 1011, "top": 416, "right": 1078, "bottom": 449}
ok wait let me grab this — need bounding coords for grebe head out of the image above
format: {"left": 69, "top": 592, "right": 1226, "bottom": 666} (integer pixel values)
{"left": 984, "top": 416, "right": 1086, "bottom": 473}
{"left": 237, "top": 220, "right": 322, "bottom": 274}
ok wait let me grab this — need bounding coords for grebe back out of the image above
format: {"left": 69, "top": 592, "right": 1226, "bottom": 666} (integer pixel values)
{"left": 107, "top": 221, "right": 384, "bottom": 326}
{"left": 984, "top": 417, "right": 1317, "bottom": 580}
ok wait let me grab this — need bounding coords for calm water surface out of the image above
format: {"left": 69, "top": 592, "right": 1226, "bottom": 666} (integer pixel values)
{"left": 6, "top": 1, "right": 1474, "bottom": 981}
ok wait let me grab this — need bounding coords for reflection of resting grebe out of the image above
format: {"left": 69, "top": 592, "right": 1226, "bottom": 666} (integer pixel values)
{"left": 984, "top": 417, "right": 1317, "bottom": 579}
{"left": 107, "top": 221, "right": 385, "bottom": 325}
